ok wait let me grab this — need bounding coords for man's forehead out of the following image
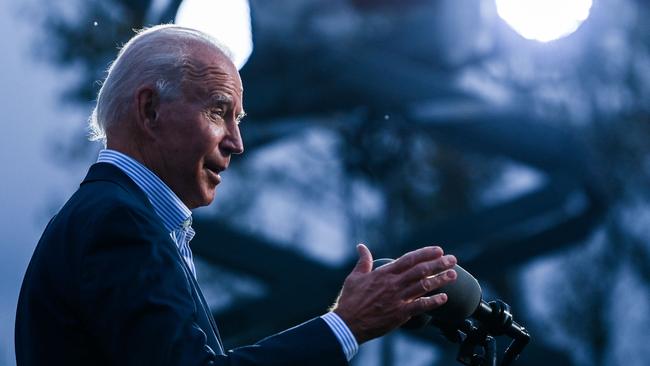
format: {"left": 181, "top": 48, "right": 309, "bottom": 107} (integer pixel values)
{"left": 188, "top": 42, "right": 239, "bottom": 74}
{"left": 181, "top": 54, "right": 243, "bottom": 95}
{"left": 188, "top": 64, "right": 242, "bottom": 89}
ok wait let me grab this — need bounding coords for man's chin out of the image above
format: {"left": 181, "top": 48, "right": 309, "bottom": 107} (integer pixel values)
{"left": 184, "top": 189, "right": 216, "bottom": 209}
{"left": 198, "top": 188, "right": 217, "bottom": 208}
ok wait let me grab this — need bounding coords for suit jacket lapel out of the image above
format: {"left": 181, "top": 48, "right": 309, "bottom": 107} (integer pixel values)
{"left": 82, "top": 162, "right": 225, "bottom": 354}
{"left": 182, "top": 265, "right": 226, "bottom": 354}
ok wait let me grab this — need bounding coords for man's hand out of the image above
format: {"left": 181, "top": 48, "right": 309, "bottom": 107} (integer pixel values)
{"left": 332, "top": 244, "right": 457, "bottom": 344}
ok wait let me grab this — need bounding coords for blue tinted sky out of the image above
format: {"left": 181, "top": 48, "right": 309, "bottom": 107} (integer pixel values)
{"left": 0, "top": 1, "right": 90, "bottom": 364}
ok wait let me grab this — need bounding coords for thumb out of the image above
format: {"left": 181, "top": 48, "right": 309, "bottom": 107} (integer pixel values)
{"left": 352, "top": 243, "right": 373, "bottom": 274}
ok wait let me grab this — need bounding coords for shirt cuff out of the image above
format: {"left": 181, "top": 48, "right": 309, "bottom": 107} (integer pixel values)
{"left": 320, "top": 312, "right": 359, "bottom": 362}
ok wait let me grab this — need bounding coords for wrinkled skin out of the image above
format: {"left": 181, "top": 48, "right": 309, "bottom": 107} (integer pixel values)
{"left": 107, "top": 41, "right": 245, "bottom": 209}
{"left": 334, "top": 244, "right": 457, "bottom": 343}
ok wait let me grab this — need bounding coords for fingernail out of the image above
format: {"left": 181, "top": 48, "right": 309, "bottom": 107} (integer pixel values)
{"left": 445, "top": 255, "right": 456, "bottom": 266}
{"left": 439, "top": 293, "right": 448, "bottom": 303}
{"left": 446, "top": 270, "right": 456, "bottom": 279}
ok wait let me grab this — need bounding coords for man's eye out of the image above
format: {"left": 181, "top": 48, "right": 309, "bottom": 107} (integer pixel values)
{"left": 210, "top": 109, "right": 225, "bottom": 118}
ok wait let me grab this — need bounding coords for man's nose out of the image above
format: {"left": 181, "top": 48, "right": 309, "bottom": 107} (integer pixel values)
{"left": 221, "top": 125, "right": 244, "bottom": 155}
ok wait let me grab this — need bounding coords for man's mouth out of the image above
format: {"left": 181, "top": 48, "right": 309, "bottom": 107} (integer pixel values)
{"left": 204, "top": 162, "right": 226, "bottom": 184}
{"left": 206, "top": 169, "right": 221, "bottom": 183}
{"left": 204, "top": 163, "right": 226, "bottom": 184}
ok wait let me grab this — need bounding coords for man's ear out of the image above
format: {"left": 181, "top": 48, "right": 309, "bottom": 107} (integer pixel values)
{"left": 135, "top": 86, "right": 160, "bottom": 137}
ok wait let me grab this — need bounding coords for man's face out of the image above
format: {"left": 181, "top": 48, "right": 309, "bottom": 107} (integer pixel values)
{"left": 151, "top": 44, "right": 245, "bottom": 209}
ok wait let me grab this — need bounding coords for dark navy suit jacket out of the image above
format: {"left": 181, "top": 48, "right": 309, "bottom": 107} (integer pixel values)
{"left": 16, "top": 163, "right": 348, "bottom": 366}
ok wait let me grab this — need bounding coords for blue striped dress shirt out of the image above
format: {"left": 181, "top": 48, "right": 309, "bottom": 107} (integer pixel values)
{"left": 96, "top": 149, "right": 358, "bottom": 361}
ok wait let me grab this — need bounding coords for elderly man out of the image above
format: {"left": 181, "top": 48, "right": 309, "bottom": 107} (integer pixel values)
{"left": 15, "top": 25, "right": 457, "bottom": 365}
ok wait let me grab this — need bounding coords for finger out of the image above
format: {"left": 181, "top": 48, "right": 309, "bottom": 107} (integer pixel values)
{"left": 400, "top": 254, "right": 457, "bottom": 284}
{"left": 387, "top": 246, "right": 443, "bottom": 274}
{"left": 404, "top": 293, "right": 449, "bottom": 316}
{"left": 351, "top": 243, "right": 373, "bottom": 274}
{"left": 401, "top": 269, "right": 457, "bottom": 300}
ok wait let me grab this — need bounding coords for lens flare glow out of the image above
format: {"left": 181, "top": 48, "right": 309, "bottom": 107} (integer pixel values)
{"left": 175, "top": 0, "right": 253, "bottom": 69}
{"left": 496, "top": 0, "right": 593, "bottom": 42}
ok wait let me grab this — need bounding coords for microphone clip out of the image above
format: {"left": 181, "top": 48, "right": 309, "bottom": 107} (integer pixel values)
{"left": 434, "top": 299, "right": 531, "bottom": 366}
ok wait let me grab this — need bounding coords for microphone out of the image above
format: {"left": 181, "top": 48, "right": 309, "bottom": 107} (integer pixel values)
{"left": 372, "top": 258, "right": 481, "bottom": 326}
{"left": 373, "top": 258, "right": 530, "bottom": 365}
{"left": 425, "top": 265, "right": 527, "bottom": 337}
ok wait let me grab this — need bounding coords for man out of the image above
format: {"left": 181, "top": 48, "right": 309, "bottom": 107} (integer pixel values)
{"left": 16, "top": 25, "right": 458, "bottom": 365}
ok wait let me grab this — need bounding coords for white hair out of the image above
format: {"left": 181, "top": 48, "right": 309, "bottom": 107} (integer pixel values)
{"left": 89, "top": 24, "right": 233, "bottom": 144}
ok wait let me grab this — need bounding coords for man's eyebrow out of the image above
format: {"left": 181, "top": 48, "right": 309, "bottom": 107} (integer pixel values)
{"left": 208, "top": 94, "right": 232, "bottom": 105}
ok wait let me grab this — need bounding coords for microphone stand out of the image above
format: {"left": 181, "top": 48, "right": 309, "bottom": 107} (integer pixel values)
{"left": 433, "top": 300, "right": 530, "bottom": 366}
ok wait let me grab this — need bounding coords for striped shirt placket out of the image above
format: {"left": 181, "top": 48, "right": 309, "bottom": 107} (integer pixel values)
{"left": 97, "top": 149, "right": 197, "bottom": 278}
{"left": 174, "top": 218, "right": 197, "bottom": 278}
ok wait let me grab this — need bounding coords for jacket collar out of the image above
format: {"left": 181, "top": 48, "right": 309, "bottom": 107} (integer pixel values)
{"left": 81, "top": 162, "right": 151, "bottom": 206}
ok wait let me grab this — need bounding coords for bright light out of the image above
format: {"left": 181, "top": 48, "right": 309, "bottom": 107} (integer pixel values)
{"left": 175, "top": 0, "right": 253, "bottom": 69}
{"left": 496, "top": 0, "right": 593, "bottom": 42}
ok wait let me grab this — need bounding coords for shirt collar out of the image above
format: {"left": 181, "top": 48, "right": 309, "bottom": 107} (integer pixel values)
{"left": 97, "top": 149, "right": 192, "bottom": 233}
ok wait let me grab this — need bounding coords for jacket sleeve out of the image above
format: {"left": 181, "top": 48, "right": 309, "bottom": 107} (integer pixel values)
{"left": 79, "top": 203, "right": 348, "bottom": 366}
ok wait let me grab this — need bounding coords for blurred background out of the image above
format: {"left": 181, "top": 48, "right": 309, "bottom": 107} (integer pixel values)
{"left": 1, "top": 0, "right": 649, "bottom": 365}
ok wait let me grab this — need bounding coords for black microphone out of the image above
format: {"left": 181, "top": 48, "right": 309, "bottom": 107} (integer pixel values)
{"left": 372, "top": 258, "right": 530, "bottom": 364}
{"left": 372, "top": 258, "right": 481, "bottom": 328}
{"left": 373, "top": 258, "right": 530, "bottom": 366}
{"left": 429, "top": 264, "right": 530, "bottom": 365}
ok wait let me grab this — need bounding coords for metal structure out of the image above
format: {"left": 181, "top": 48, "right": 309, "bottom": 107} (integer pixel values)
{"left": 183, "top": 2, "right": 608, "bottom": 365}
{"left": 42, "top": 0, "right": 613, "bottom": 364}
